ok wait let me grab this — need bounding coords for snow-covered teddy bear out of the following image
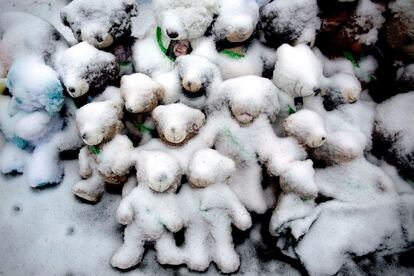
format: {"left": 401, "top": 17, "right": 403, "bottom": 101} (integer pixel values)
{"left": 175, "top": 54, "right": 223, "bottom": 110}
{"left": 133, "top": 0, "right": 218, "bottom": 76}
{"left": 54, "top": 42, "right": 120, "bottom": 100}
{"left": 0, "top": 58, "right": 81, "bottom": 187}
{"left": 373, "top": 92, "right": 414, "bottom": 181}
{"left": 269, "top": 126, "right": 402, "bottom": 276}
{"left": 111, "top": 150, "right": 183, "bottom": 269}
{"left": 120, "top": 73, "right": 164, "bottom": 145}
{"left": 272, "top": 44, "right": 362, "bottom": 112}
{"left": 210, "top": 76, "right": 317, "bottom": 212}
{"left": 193, "top": 0, "right": 276, "bottom": 79}
{"left": 259, "top": 0, "right": 321, "bottom": 48}
{"left": 72, "top": 87, "right": 133, "bottom": 202}
{"left": 138, "top": 103, "right": 217, "bottom": 173}
{"left": 0, "top": 12, "right": 68, "bottom": 77}
{"left": 60, "top": 0, "right": 138, "bottom": 49}
{"left": 156, "top": 149, "right": 252, "bottom": 273}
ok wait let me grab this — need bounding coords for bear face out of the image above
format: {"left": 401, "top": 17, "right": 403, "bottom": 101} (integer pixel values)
{"left": 60, "top": 0, "right": 138, "bottom": 49}
{"left": 151, "top": 103, "right": 205, "bottom": 146}
{"left": 221, "top": 76, "right": 280, "bottom": 125}
{"left": 283, "top": 109, "right": 327, "bottom": 148}
{"left": 120, "top": 73, "right": 164, "bottom": 113}
{"left": 54, "top": 42, "right": 120, "bottom": 98}
{"left": 153, "top": 0, "right": 218, "bottom": 40}
{"left": 76, "top": 101, "right": 123, "bottom": 146}
{"left": 176, "top": 54, "right": 221, "bottom": 95}
{"left": 212, "top": 0, "right": 259, "bottom": 43}
{"left": 259, "top": 0, "right": 320, "bottom": 48}
{"left": 322, "top": 72, "right": 361, "bottom": 111}
{"left": 136, "top": 150, "right": 182, "bottom": 192}
{"left": 6, "top": 57, "right": 64, "bottom": 116}
{"left": 188, "top": 148, "right": 235, "bottom": 188}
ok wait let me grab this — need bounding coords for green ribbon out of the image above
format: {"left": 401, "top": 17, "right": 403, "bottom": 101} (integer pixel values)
{"left": 156, "top": 26, "right": 175, "bottom": 62}
{"left": 288, "top": 105, "right": 296, "bottom": 115}
{"left": 118, "top": 61, "right": 131, "bottom": 67}
{"left": 136, "top": 123, "right": 155, "bottom": 134}
{"left": 343, "top": 51, "right": 359, "bottom": 68}
{"left": 220, "top": 49, "right": 245, "bottom": 59}
{"left": 89, "top": 145, "right": 101, "bottom": 155}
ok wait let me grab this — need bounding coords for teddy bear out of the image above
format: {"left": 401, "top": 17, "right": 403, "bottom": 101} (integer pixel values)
{"left": 111, "top": 150, "right": 184, "bottom": 269}
{"left": 174, "top": 54, "right": 223, "bottom": 110}
{"left": 0, "top": 11, "right": 69, "bottom": 78}
{"left": 54, "top": 42, "right": 120, "bottom": 100}
{"left": 373, "top": 91, "right": 414, "bottom": 181}
{"left": 259, "top": 0, "right": 321, "bottom": 48}
{"left": 132, "top": 0, "right": 219, "bottom": 77}
{"left": 60, "top": 0, "right": 138, "bottom": 50}
{"left": 137, "top": 103, "right": 218, "bottom": 176}
{"left": 268, "top": 126, "right": 404, "bottom": 275}
{"left": 155, "top": 149, "right": 252, "bottom": 273}
{"left": 0, "top": 58, "right": 82, "bottom": 187}
{"left": 71, "top": 87, "right": 134, "bottom": 202}
{"left": 316, "top": 0, "right": 385, "bottom": 56}
{"left": 120, "top": 73, "right": 164, "bottom": 145}
{"left": 272, "top": 44, "right": 362, "bottom": 112}
{"left": 209, "top": 75, "right": 318, "bottom": 213}
{"left": 192, "top": 0, "right": 277, "bottom": 80}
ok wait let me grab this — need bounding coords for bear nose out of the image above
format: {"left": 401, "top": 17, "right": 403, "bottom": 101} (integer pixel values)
{"left": 158, "top": 173, "right": 167, "bottom": 183}
{"left": 171, "top": 127, "right": 176, "bottom": 133}
{"left": 81, "top": 133, "right": 87, "bottom": 140}
{"left": 166, "top": 30, "right": 178, "bottom": 39}
{"left": 95, "top": 35, "right": 103, "bottom": 42}
{"left": 68, "top": 87, "right": 75, "bottom": 94}
{"left": 126, "top": 107, "right": 133, "bottom": 113}
{"left": 321, "top": 136, "right": 326, "bottom": 141}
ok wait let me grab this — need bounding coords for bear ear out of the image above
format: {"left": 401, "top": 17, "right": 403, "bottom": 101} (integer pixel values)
{"left": 151, "top": 105, "right": 165, "bottom": 124}
{"left": 60, "top": 10, "right": 71, "bottom": 27}
{"left": 192, "top": 110, "right": 206, "bottom": 129}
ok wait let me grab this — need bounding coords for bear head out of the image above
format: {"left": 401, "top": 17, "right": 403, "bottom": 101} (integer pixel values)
{"left": 188, "top": 148, "right": 235, "bottom": 188}
{"left": 136, "top": 150, "right": 182, "bottom": 193}
{"left": 55, "top": 42, "right": 120, "bottom": 98}
{"left": 120, "top": 73, "right": 164, "bottom": 113}
{"left": 60, "top": 0, "right": 138, "bottom": 49}
{"left": 151, "top": 103, "right": 205, "bottom": 146}
{"left": 76, "top": 100, "right": 123, "bottom": 146}
{"left": 152, "top": 0, "right": 218, "bottom": 40}
{"left": 221, "top": 75, "right": 280, "bottom": 125}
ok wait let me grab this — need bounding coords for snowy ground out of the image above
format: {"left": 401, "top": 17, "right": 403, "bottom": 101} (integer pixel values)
{"left": 1, "top": 0, "right": 414, "bottom": 275}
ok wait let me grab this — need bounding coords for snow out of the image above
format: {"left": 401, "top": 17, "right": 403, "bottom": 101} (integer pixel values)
{"left": 354, "top": 0, "right": 385, "bottom": 46}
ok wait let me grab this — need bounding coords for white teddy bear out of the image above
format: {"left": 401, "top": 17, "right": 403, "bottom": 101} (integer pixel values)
{"left": 209, "top": 76, "right": 317, "bottom": 212}
{"left": 192, "top": 0, "right": 277, "bottom": 80}
{"left": 111, "top": 150, "right": 183, "bottom": 269}
{"left": 72, "top": 87, "right": 133, "bottom": 202}
{"left": 132, "top": 0, "right": 218, "bottom": 76}
{"left": 272, "top": 44, "right": 362, "bottom": 112}
{"left": 156, "top": 149, "right": 252, "bottom": 273}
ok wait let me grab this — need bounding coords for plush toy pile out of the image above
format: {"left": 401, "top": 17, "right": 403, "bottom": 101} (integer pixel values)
{"left": 1, "top": 0, "right": 414, "bottom": 275}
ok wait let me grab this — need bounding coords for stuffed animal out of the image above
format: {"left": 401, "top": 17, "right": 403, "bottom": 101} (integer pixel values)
{"left": 138, "top": 103, "right": 217, "bottom": 172}
{"left": 0, "top": 12, "right": 69, "bottom": 77}
{"left": 175, "top": 54, "right": 223, "bottom": 110}
{"left": 120, "top": 73, "right": 164, "bottom": 145}
{"left": 192, "top": 0, "right": 276, "bottom": 79}
{"left": 156, "top": 149, "right": 252, "bottom": 273}
{"left": 385, "top": 0, "right": 414, "bottom": 59}
{"left": 111, "top": 150, "right": 183, "bottom": 269}
{"left": 373, "top": 92, "right": 414, "bottom": 181}
{"left": 272, "top": 44, "right": 362, "bottom": 112}
{"left": 259, "top": 0, "right": 321, "bottom": 48}
{"left": 0, "top": 58, "right": 81, "bottom": 187}
{"left": 60, "top": 0, "right": 138, "bottom": 49}
{"left": 132, "top": 0, "right": 218, "bottom": 76}
{"left": 54, "top": 42, "right": 120, "bottom": 99}
{"left": 71, "top": 87, "right": 132, "bottom": 202}
{"left": 210, "top": 76, "right": 317, "bottom": 212}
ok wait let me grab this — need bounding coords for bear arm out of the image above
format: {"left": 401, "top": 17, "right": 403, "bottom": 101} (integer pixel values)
{"left": 159, "top": 206, "right": 184, "bottom": 233}
{"left": 116, "top": 196, "right": 135, "bottom": 225}
{"left": 78, "top": 146, "right": 92, "bottom": 178}
{"left": 222, "top": 186, "right": 252, "bottom": 231}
